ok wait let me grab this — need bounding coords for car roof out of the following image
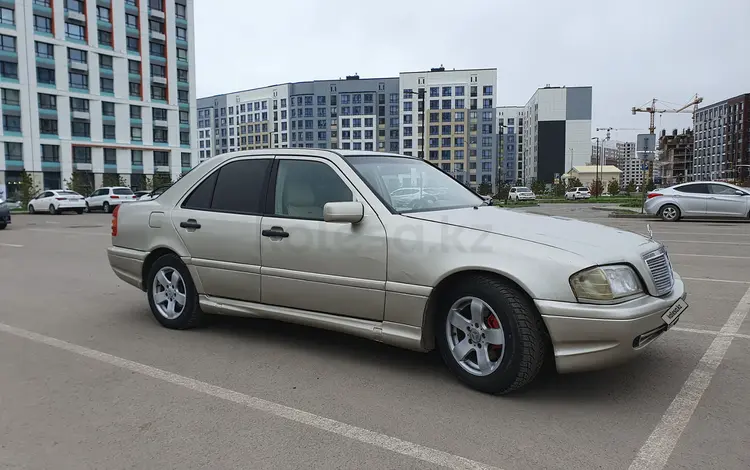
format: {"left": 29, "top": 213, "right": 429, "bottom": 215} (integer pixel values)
{"left": 206, "top": 148, "right": 411, "bottom": 165}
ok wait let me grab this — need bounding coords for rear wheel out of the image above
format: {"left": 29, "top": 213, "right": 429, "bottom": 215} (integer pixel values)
{"left": 103, "top": 201, "right": 111, "bottom": 213}
{"left": 75, "top": 208, "right": 84, "bottom": 214}
{"left": 659, "top": 204, "right": 680, "bottom": 222}
{"left": 436, "top": 275, "right": 547, "bottom": 395}
{"left": 146, "top": 254, "right": 204, "bottom": 329}
{"left": 0, "top": 222, "right": 6, "bottom": 230}
{"left": 49, "top": 204, "right": 58, "bottom": 215}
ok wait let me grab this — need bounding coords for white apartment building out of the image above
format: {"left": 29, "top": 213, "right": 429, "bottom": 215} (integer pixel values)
{"left": 522, "top": 86, "right": 592, "bottom": 184}
{"left": 399, "top": 67, "right": 498, "bottom": 190}
{"left": 0, "top": 0, "right": 197, "bottom": 197}
{"left": 615, "top": 141, "right": 642, "bottom": 186}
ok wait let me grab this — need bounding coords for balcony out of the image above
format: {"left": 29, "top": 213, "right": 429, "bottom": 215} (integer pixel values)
{"left": 68, "top": 60, "right": 88, "bottom": 72}
{"left": 149, "top": 30, "right": 165, "bottom": 42}
{"left": 151, "top": 75, "right": 167, "bottom": 85}
{"left": 65, "top": 9, "right": 86, "bottom": 22}
{"left": 71, "top": 109, "right": 90, "bottom": 120}
{"left": 149, "top": 8, "right": 165, "bottom": 19}
{"left": 153, "top": 117, "right": 168, "bottom": 126}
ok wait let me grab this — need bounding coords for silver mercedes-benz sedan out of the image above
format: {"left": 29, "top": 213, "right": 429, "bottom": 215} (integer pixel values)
{"left": 644, "top": 181, "right": 750, "bottom": 221}
{"left": 107, "top": 150, "right": 688, "bottom": 394}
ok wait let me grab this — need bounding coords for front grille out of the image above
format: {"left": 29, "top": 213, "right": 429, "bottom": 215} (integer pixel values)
{"left": 643, "top": 248, "right": 675, "bottom": 296}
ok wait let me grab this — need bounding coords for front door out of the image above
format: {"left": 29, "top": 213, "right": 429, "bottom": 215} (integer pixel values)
{"left": 672, "top": 183, "right": 709, "bottom": 215}
{"left": 170, "top": 157, "right": 272, "bottom": 302}
{"left": 259, "top": 156, "right": 387, "bottom": 321}
{"left": 706, "top": 183, "right": 749, "bottom": 217}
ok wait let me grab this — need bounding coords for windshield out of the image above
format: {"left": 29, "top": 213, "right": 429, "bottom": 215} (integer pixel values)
{"left": 113, "top": 188, "right": 134, "bottom": 195}
{"left": 344, "top": 155, "right": 484, "bottom": 213}
{"left": 517, "top": 187, "right": 531, "bottom": 192}
{"left": 58, "top": 191, "right": 80, "bottom": 196}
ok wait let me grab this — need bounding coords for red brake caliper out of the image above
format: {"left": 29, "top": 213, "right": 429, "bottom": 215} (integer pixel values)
{"left": 485, "top": 315, "right": 502, "bottom": 351}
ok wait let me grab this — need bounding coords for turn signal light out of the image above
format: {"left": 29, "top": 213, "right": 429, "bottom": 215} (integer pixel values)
{"left": 111, "top": 205, "right": 119, "bottom": 236}
{"left": 647, "top": 193, "right": 662, "bottom": 199}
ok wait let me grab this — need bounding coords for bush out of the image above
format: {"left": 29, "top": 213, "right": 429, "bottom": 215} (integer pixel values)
{"left": 607, "top": 179, "right": 620, "bottom": 196}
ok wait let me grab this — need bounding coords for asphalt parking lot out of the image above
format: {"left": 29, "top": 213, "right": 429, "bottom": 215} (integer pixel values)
{"left": 1, "top": 204, "right": 748, "bottom": 470}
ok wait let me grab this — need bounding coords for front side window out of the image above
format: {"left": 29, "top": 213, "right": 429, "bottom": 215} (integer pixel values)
{"left": 272, "top": 160, "right": 352, "bottom": 220}
{"left": 345, "top": 156, "right": 483, "bottom": 213}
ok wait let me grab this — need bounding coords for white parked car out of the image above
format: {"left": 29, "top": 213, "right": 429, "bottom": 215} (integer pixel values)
{"left": 644, "top": 181, "right": 750, "bottom": 221}
{"left": 137, "top": 185, "right": 172, "bottom": 201}
{"left": 508, "top": 186, "right": 536, "bottom": 201}
{"left": 28, "top": 190, "right": 86, "bottom": 214}
{"left": 85, "top": 186, "right": 137, "bottom": 213}
{"left": 565, "top": 187, "right": 591, "bottom": 200}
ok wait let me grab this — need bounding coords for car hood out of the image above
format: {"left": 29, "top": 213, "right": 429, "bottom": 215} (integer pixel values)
{"left": 405, "top": 206, "right": 660, "bottom": 262}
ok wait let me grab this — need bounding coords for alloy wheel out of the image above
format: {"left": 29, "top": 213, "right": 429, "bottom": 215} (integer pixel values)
{"left": 152, "top": 267, "right": 188, "bottom": 320}
{"left": 445, "top": 296, "right": 506, "bottom": 377}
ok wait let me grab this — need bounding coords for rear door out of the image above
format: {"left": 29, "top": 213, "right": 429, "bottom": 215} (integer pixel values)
{"left": 706, "top": 183, "right": 748, "bottom": 217}
{"left": 671, "top": 183, "right": 709, "bottom": 215}
{"left": 170, "top": 156, "right": 272, "bottom": 302}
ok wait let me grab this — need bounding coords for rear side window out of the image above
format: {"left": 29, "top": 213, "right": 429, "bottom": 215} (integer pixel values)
{"left": 113, "top": 188, "right": 133, "bottom": 195}
{"left": 212, "top": 159, "right": 271, "bottom": 213}
{"left": 182, "top": 158, "right": 271, "bottom": 214}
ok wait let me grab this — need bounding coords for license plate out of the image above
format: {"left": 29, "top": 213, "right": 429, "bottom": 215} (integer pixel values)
{"left": 662, "top": 298, "right": 688, "bottom": 328}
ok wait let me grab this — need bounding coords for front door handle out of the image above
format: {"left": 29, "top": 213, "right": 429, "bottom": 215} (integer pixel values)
{"left": 180, "top": 219, "right": 201, "bottom": 229}
{"left": 262, "top": 227, "right": 289, "bottom": 238}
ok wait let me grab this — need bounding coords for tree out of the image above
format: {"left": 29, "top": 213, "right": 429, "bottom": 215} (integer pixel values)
{"left": 566, "top": 177, "right": 582, "bottom": 191}
{"left": 531, "top": 180, "right": 546, "bottom": 195}
{"left": 607, "top": 179, "right": 620, "bottom": 196}
{"left": 152, "top": 172, "right": 172, "bottom": 190}
{"left": 590, "top": 179, "right": 604, "bottom": 197}
{"left": 625, "top": 180, "right": 636, "bottom": 195}
{"left": 477, "top": 182, "right": 492, "bottom": 195}
{"left": 552, "top": 181, "right": 566, "bottom": 197}
{"left": 65, "top": 171, "right": 93, "bottom": 197}
{"left": 19, "top": 170, "right": 39, "bottom": 207}
{"left": 102, "top": 173, "right": 120, "bottom": 187}
{"left": 494, "top": 183, "right": 511, "bottom": 202}
{"left": 645, "top": 178, "right": 656, "bottom": 192}
{"left": 141, "top": 175, "right": 153, "bottom": 191}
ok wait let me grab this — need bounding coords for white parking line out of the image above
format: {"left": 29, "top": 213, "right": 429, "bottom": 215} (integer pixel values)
{"left": 629, "top": 284, "right": 750, "bottom": 470}
{"left": 682, "top": 277, "right": 750, "bottom": 284}
{"left": 660, "top": 239, "right": 750, "bottom": 245}
{"left": 652, "top": 232, "right": 750, "bottom": 237}
{"left": 0, "top": 242, "right": 24, "bottom": 248}
{"left": 673, "top": 326, "right": 750, "bottom": 340}
{"left": 24, "top": 228, "right": 109, "bottom": 237}
{"left": 0, "top": 322, "right": 500, "bottom": 470}
{"left": 669, "top": 253, "right": 750, "bottom": 260}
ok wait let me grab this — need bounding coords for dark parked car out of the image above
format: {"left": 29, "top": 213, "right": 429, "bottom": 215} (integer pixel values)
{"left": 0, "top": 199, "right": 11, "bottom": 229}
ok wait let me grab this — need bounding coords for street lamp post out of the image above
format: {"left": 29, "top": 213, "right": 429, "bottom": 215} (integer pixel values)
{"left": 591, "top": 137, "right": 600, "bottom": 195}
{"left": 402, "top": 88, "right": 426, "bottom": 159}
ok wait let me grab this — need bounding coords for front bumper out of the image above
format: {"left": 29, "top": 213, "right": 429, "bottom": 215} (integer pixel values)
{"left": 535, "top": 276, "right": 687, "bottom": 374}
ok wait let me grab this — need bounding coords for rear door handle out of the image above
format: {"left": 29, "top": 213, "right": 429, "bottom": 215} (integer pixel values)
{"left": 262, "top": 228, "right": 289, "bottom": 238}
{"left": 180, "top": 219, "right": 201, "bottom": 229}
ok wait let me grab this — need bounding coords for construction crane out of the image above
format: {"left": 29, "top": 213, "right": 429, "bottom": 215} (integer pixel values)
{"left": 631, "top": 94, "right": 704, "bottom": 135}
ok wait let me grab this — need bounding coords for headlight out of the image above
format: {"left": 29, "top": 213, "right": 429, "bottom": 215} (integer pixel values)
{"left": 570, "top": 265, "right": 643, "bottom": 302}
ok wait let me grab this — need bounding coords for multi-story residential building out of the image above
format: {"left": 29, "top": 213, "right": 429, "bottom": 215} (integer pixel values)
{"left": 614, "top": 141, "right": 642, "bottom": 187}
{"left": 0, "top": 0, "right": 197, "bottom": 197}
{"left": 658, "top": 129, "right": 694, "bottom": 185}
{"left": 497, "top": 106, "right": 523, "bottom": 184}
{"left": 522, "top": 85, "right": 592, "bottom": 185}
{"left": 589, "top": 142, "right": 617, "bottom": 166}
{"left": 693, "top": 93, "right": 749, "bottom": 183}
{"left": 197, "top": 67, "right": 500, "bottom": 191}
{"left": 196, "top": 75, "right": 401, "bottom": 162}
{"left": 399, "top": 67, "right": 498, "bottom": 190}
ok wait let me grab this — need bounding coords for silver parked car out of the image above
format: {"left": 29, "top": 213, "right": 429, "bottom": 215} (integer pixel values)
{"left": 644, "top": 181, "right": 750, "bottom": 221}
{"left": 107, "top": 150, "right": 688, "bottom": 394}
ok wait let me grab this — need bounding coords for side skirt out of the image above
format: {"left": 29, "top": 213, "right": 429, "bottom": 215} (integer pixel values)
{"left": 199, "top": 295, "right": 427, "bottom": 352}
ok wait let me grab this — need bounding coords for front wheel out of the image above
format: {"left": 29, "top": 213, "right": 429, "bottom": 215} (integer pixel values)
{"left": 436, "top": 275, "right": 547, "bottom": 395}
{"left": 28, "top": 204, "right": 35, "bottom": 214}
{"left": 659, "top": 204, "right": 680, "bottom": 222}
{"left": 146, "top": 254, "right": 204, "bottom": 329}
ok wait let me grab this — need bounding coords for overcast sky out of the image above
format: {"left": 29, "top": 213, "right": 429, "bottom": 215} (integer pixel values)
{"left": 194, "top": 0, "right": 749, "bottom": 143}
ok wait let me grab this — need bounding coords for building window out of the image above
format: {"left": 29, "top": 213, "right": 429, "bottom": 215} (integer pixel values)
{"left": 71, "top": 120, "right": 90, "bottom": 137}
{"left": 0, "top": 34, "right": 15, "bottom": 52}
{"left": 176, "top": 27, "right": 187, "bottom": 41}
{"left": 97, "top": 6, "right": 110, "bottom": 22}
{"left": 103, "top": 148, "right": 117, "bottom": 165}
{"left": 1, "top": 88, "right": 19, "bottom": 105}
{"left": 103, "top": 124, "right": 115, "bottom": 139}
{"left": 100, "top": 77, "right": 114, "bottom": 93}
{"left": 36, "top": 66, "right": 55, "bottom": 84}
{"left": 35, "top": 42, "right": 54, "bottom": 59}
{"left": 177, "top": 68, "right": 188, "bottom": 82}
{"left": 153, "top": 127, "right": 168, "bottom": 143}
{"left": 129, "top": 82, "right": 140, "bottom": 97}
{"left": 149, "top": 42, "right": 165, "bottom": 57}
{"left": 178, "top": 90, "right": 188, "bottom": 103}
{"left": 4, "top": 142, "right": 21, "bottom": 160}
{"left": 154, "top": 151, "right": 169, "bottom": 166}
{"left": 176, "top": 48, "right": 187, "bottom": 61}
{"left": 72, "top": 146, "right": 91, "bottom": 164}
{"left": 41, "top": 144, "right": 60, "bottom": 162}
{"left": 96, "top": 30, "right": 112, "bottom": 47}
{"left": 179, "top": 110, "right": 189, "bottom": 124}
{"left": 102, "top": 101, "right": 115, "bottom": 116}
{"left": 39, "top": 118, "right": 58, "bottom": 135}
{"left": 130, "top": 126, "right": 142, "bottom": 141}
{"left": 100, "top": 54, "right": 113, "bottom": 69}
{"left": 153, "top": 108, "right": 167, "bottom": 121}
{"left": 176, "top": 3, "right": 187, "bottom": 19}
{"left": 34, "top": 15, "right": 52, "bottom": 33}
{"left": 180, "top": 131, "right": 189, "bottom": 145}
{"left": 0, "top": 7, "right": 14, "bottom": 26}
{"left": 483, "top": 85, "right": 493, "bottom": 96}
{"left": 151, "top": 85, "right": 167, "bottom": 101}
{"left": 131, "top": 150, "right": 143, "bottom": 165}
{"left": 38, "top": 93, "right": 56, "bottom": 109}
{"left": 69, "top": 71, "right": 88, "bottom": 90}
{"left": 65, "top": 22, "right": 85, "bottom": 41}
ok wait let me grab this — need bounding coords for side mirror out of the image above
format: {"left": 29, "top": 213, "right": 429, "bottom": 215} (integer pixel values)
{"left": 323, "top": 201, "right": 364, "bottom": 224}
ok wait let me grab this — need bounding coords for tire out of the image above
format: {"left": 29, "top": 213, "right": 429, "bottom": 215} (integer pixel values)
{"left": 0, "top": 222, "right": 6, "bottom": 230}
{"left": 146, "top": 254, "right": 203, "bottom": 329}
{"left": 436, "top": 275, "right": 547, "bottom": 395}
{"left": 49, "top": 204, "right": 59, "bottom": 215}
{"left": 28, "top": 204, "right": 35, "bottom": 214}
{"left": 84, "top": 202, "right": 91, "bottom": 213}
{"left": 659, "top": 204, "right": 680, "bottom": 222}
{"left": 75, "top": 208, "right": 84, "bottom": 214}
{"left": 103, "top": 202, "right": 111, "bottom": 213}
